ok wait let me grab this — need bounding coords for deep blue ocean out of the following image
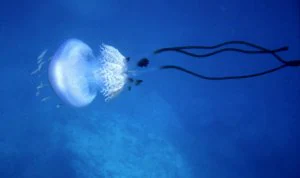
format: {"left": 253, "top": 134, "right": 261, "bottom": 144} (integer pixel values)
{"left": 0, "top": 0, "right": 299, "bottom": 178}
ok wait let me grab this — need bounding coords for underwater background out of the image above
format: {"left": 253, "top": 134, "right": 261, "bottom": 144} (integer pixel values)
{"left": 0, "top": 0, "right": 299, "bottom": 177}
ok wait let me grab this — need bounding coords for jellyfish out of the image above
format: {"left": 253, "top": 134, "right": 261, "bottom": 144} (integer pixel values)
{"left": 48, "top": 39, "right": 128, "bottom": 107}
{"left": 48, "top": 39, "right": 299, "bottom": 107}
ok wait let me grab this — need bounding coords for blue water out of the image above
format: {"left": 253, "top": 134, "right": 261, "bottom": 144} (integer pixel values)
{"left": 0, "top": 0, "right": 299, "bottom": 177}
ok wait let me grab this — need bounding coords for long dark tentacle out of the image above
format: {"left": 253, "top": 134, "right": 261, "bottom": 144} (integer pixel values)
{"left": 155, "top": 41, "right": 285, "bottom": 51}
{"left": 154, "top": 41, "right": 289, "bottom": 64}
{"left": 137, "top": 41, "right": 299, "bottom": 81}
{"left": 160, "top": 64, "right": 288, "bottom": 80}
{"left": 159, "top": 46, "right": 288, "bottom": 58}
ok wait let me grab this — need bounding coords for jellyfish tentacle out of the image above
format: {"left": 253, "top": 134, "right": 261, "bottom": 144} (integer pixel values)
{"left": 154, "top": 40, "right": 289, "bottom": 64}
{"left": 160, "top": 64, "right": 288, "bottom": 80}
{"left": 157, "top": 47, "right": 288, "bottom": 58}
{"left": 154, "top": 40, "right": 288, "bottom": 52}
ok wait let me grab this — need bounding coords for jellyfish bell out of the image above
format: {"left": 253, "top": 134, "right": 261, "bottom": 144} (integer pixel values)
{"left": 48, "top": 39, "right": 97, "bottom": 107}
{"left": 48, "top": 38, "right": 128, "bottom": 107}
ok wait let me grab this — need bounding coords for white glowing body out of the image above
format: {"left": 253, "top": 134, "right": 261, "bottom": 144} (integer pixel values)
{"left": 48, "top": 39, "right": 127, "bottom": 107}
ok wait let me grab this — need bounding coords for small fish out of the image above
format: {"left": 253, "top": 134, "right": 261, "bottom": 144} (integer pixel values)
{"left": 137, "top": 58, "right": 149, "bottom": 67}
{"left": 41, "top": 96, "right": 51, "bottom": 102}
{"left": 37, "top": 49, "right": 48, "bottom": 64}
{"left": 31, "top": 61, "right": 45, "bottom": 75}
{"left": 135, "top": 79, "right": 143, "bottom": 86}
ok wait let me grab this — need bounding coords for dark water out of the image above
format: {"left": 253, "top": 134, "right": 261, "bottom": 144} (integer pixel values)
{"left": 0, "top": 0, "right": 299, "bottom": 177}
